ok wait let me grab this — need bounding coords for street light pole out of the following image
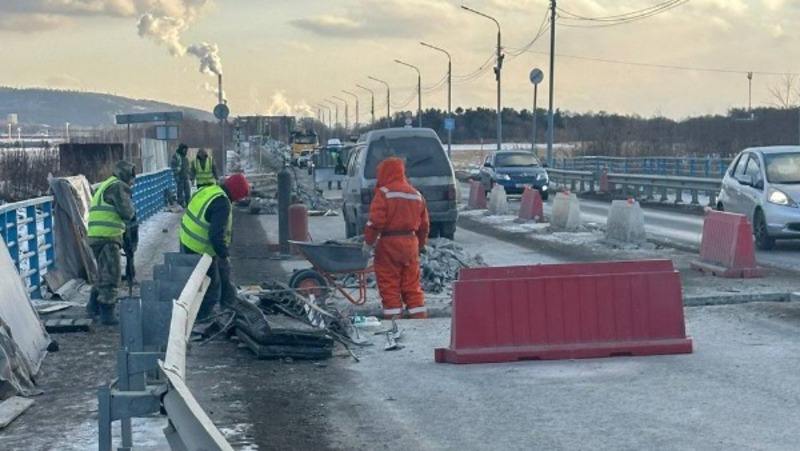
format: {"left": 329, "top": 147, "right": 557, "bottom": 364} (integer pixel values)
{"left": 356, "top": 84, "right": 376, "bottom": 127}
{"left": 462, "top": 5, "right": 503, "bottom": 152}
{"left": 368, "top": 76, "right": 391, "bottom": 127}
{"left": 333, "top": 96, "right": 349, "bottom": 132}
{"left": 325, "top": 99, "right": 338, "bottom": 130}
{"left": 395, "top": 59, "right": 422, "bottom": 127}
{"left": 421, "top": 41, "right": 452, "bottom": 157}
{"left": 546, "top": 0, "right": 557, "bottom": 166}
{"left": 343, "top": 90, "right": 359, "bottom": 131}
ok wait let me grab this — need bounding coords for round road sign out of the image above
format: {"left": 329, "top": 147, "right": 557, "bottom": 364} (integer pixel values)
{"left": 213, "top": 103, "right": 230, "bottom": 120}
{"left": 529, "top": 68, "right": 544, "bottom": 85}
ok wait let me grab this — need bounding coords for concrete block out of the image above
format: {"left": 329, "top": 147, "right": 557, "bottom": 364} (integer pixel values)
{"left": 487, "top": 185, "right": 509, "bottom": 216}
{"left": 550, "top": 192, "right": 581, "bottom": 231}
{"left": 606, "top": 200, "right": 647, "bottom": 244}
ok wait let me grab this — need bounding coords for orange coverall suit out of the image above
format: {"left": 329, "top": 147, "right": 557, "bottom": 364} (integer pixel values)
{"left": 365, "top": 158, "right": 431, "bottom": 319}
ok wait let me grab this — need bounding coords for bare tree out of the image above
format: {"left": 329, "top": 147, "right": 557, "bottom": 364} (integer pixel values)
{"left": 768, "top": 74, "right": 800, "bottom": 109}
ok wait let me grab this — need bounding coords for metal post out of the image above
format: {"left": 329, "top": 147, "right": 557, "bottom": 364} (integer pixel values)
{"left": 356, "top": 84, "right": 376, "bottom": 127}
{"left": 343, "top": 90, "right": 360, "bottom": 131}
{"left": 546, "top": 0, "right": 557, "bottom": 166}
{"left": 421, "top": 42, "right": 453, "bottom": 156}
{"left": 278, "top": 167, "right": 292, "bottom": 255}
{"left": 532, "top": 84, "right": 538, "bottom": 157}
{"left": 218, "top": 74, "right": 226, "bottom": 176}
{"left": 333, "top": 96, "right": 348, "bottom": 131}
{"left": 394, "top": 60, "right": 423, "bottom": 127}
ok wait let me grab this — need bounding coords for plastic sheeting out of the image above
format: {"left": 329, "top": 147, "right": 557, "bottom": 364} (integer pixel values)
{"left": 45, "top": 176, "right": 97, "bottom": 290}
{"left": 0, "top": 238, "right": 50, "bottom": 398}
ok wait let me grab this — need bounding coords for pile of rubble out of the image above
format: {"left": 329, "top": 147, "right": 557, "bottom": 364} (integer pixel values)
{"left": 340, "top": 236, "right": 485, "bottom": 293}
{"left": 420, "top": 238, "right": 485, "bottom": 293}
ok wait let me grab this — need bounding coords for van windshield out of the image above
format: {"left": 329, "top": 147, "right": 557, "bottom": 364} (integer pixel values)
{"left": 365, "top": 136, "right": 451, "bottom": 178}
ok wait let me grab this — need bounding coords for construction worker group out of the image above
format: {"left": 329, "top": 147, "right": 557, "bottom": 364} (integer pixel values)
{"left": 88, "top": 146, "right": 430, "bottom": 324}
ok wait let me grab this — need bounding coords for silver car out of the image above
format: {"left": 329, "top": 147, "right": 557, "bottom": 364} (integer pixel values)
{"left": 717, "top": 146, "right": 800, "bottom": 250}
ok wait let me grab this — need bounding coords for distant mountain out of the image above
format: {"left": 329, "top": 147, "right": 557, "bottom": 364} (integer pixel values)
{"left": 0, "top": 87, "right": 215, "bottom": 127}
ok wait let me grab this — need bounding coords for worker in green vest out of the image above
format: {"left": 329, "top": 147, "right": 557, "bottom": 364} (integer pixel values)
{"left": 180, "top": 173, "right": 250, "bottom": 321}
{"left": 171, "top": 143, "right": 191, "bottom": 207}
{"left": 190, "top": 148, "right": 218, "bottom": 189}
{"left": 86, "top": 161, "right": 137, "bottom": 325}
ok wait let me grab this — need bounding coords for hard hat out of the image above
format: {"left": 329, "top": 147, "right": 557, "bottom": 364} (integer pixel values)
{"left": 224, "top": 173, "right": 250, "bottom": 202}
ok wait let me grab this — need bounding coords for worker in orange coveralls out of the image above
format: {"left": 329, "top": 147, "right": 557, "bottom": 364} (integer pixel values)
{"left": 363, "top": 157, "right": 430, "bottom": 319}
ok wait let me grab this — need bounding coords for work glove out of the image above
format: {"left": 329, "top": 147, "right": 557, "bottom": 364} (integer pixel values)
{"left": 361, "top": 242, "right": 374, "bottom": 256}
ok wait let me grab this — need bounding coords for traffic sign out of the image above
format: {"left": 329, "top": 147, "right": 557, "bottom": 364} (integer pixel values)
{"left": 116, "top": 111, "right": 183, "bottom": 125}
{"left": 444, "top": 117, "right": 455, "bottom": 131}
{"left": 213, "top": 103, "right": 230, "bottom": 120}
{"left": 529, "top": 68, "right": 544, "bottom": 85}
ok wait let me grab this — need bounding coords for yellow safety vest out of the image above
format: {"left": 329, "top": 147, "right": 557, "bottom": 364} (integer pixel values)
{"left": 88, "top": 176, "right": 126, "bottom": 239}
{"left": 193, "top": 158, "right": 215, "bottom": 187}
{"left": 179, "top": 185, "right": 232, "bottom": 256}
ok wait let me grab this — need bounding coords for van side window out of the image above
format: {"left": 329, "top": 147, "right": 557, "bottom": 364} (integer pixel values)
{"left": 743, "top": 155, "right": 763, "bottom": 185}
{"left": 347, "top": 147, "right": 362, "bottom": 176}
{"left": 732, "top": 154, "right": 749, "bottom": 181}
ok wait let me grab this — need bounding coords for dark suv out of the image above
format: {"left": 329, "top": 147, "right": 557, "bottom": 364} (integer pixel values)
{"left": 479, "top": 151, "right": 550, "bottom": 199}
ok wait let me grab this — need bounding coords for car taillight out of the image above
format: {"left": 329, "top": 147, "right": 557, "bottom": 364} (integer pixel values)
{"left": 446, "top": 185, "right": 456, "bottom": 201}
{"left": 361, "top": 189, "right": 373, "bottom": 204}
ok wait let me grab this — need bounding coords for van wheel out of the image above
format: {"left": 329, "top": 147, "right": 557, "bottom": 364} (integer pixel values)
{"left": 753, "top": 209, "right": 775, "bottom": 251}
{"left": 428, "top": 222, "right": 441, "bottom": 239}
{"left": 345, "top": 220, "right": 356, "bottom": 238}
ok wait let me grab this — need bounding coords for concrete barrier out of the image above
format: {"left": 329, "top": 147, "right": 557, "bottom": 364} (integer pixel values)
{"left": 606, "top": 199, "right": 647, "bottom": 244}
{"left": 550, "top": 191, "right": 581, "bottom": 231}
{"left": 487, "top": 185, "right": 508, "bottom": 216}
{"left": 518, "top": 187, "right": 544, "bottom": 222}
{"left": 691, "top": 210, "right": 762, "bottom": 278}
{"left": 467, "top": 181, "right": 487, "bottom": 210}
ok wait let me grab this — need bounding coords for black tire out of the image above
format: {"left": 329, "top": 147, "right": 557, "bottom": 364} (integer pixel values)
{"left": 345, "top": 219, "right": 356, "bottom": 238}
{"left": 753, "top": 209, "right": 775, "bottom": 251}
{"left": 439, "top": 221, "right": 456, "bottom": 240}
{"left": 428, "top": 222, "right": 441, "bottom": 238}
{"left": 288, "top": 269, "right": 330, "bottom": 301}
{"left": 541, "top": 190, "right": 549, "bottom": 201}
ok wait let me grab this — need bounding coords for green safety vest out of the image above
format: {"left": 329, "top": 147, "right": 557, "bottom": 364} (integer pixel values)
{"left": 180, "top": 185, "right": 232, "bottom": 256}
{"left": 88, "top": 176, "right": 126, "bottom": 239}
{"left": 193, "top": 158, "right": 215, "bottom": 187}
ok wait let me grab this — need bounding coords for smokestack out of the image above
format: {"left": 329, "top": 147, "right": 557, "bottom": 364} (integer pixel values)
{"left": 218, "top": 73, "right": 223, "bottom": 105}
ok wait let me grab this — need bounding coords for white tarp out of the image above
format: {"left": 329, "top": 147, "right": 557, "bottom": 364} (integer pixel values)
{"left": 0, "top": 238, "right": 50, "bottom": 397}
{"left": 140, "top": 138, "right": 170, "bottom": 174}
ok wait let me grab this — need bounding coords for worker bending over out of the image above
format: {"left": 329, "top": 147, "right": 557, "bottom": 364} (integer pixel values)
{"left": 87, "top": 161, "right": 137, "bottom": 325}
{"left": 191, "top": 148, "right": 218, "bottom": 189}
{"left": 180, "top": 173, "right": 250, "bottom": 321}
{"left": 364, "top": 157, "right": 430, "bottom": 319}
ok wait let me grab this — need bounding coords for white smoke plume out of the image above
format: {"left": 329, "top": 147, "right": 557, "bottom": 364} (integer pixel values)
{"left": 203, "top": 82, "right": 226, "bottom": 101}
{"left": 187, "top": 42, "right": 223, "bottom": 75}
{"left": 266, "top": 92, "right": 315, "bottom": 118}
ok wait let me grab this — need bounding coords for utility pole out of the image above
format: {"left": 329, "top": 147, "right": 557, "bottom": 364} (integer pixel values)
{"left": 369, "top": 76, "right": 391, "bottom": 127}
{"left": 462, "top": 5, "right": 502, "bottom": 151}
{"left": 546, "top": 0, "right": 557, "bottom": 166}
{"left": 343, "top": 90, "right": 359, "bottom": 131}
{"left": 356, "top": 84, "right": 376, "bottom": 127}
{"left": 395, "top": 59, "right": 422, "bottom": 127}
{"left": 333, "top": 96, "right": 349, "bottom": 131}
{"left": 421, "top": 41, "right": 452, "bottom": 156}
{"left": 529, "top": 69, "right": 544, "bottom": 157}
{"left": 325, "top": 99, "right": 338, "bottom": 130}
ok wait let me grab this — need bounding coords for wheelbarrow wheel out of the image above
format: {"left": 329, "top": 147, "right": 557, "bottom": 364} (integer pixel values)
{"left": 289, "top": 269, "right": 330, "bottom": 302}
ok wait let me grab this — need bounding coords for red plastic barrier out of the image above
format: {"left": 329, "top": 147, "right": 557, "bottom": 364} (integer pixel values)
{"left": 459, "top": 260, "right": 674, "bottom": 282}
{"left": 691, "top": 211, "right": 762, "bottom": 278}
{"left": 467, "top": 181, "right": 487, "bottom": 210}
{"left": 518, "top": 187, "right": 544, "bottom": 222}
{"left": 436, "top": 259, "right": 693, "bottom": 364}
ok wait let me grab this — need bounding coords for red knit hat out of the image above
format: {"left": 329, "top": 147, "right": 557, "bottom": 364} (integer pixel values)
{"left": 224, "top": 173, "right": 250, "bottom": 202}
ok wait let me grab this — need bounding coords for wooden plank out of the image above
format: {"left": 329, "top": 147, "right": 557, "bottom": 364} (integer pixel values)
{"left": 0, "top": 397, "right": 34, "bottom": 429}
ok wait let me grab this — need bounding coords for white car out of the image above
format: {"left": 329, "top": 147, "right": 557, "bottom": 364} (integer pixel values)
{"left": 717, "top": 146, "right": 800, "bottom": 250}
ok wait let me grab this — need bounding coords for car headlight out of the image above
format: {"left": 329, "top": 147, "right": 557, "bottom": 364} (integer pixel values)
{"left": 496, "top": 173, "right": 511, "bottom": 181}
{"left": 768, "top": 188, "right": 797, "bottom": 207}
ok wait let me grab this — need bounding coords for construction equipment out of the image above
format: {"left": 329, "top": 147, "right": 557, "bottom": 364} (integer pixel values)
{"left": 288, "top": 241, "right": 373, "bottom": 305}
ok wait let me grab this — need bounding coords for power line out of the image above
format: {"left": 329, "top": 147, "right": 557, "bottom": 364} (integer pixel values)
{"left": 506, "top": 9, "right": 551, "bottom": 57}
{"left": 525, "top": 50, "right": 800, "bottom": 77}
{"left": 557, "top": 0, "right": 689, "bottom": 28}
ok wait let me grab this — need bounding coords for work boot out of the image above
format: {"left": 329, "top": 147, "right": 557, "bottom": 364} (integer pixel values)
{"left": 98, "top": 303, "right": 119, "bottom": 326}
{"left": 85, "top": 290, "right": 100, "bottom": 318}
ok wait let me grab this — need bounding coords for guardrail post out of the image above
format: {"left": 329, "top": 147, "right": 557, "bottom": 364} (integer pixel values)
{"left": 708, "top": 191, "right": 717, "bottom": 208}
{"left": 98, "top": 386, "right": 113, "bottom": 451}
{"left": 689, "top": 159, "right": 696, "bottom": 177}
{"left": 645, "top": 184, "right": 654, "bottom": 200}
{"left": 659, "top": 187, "right": 668, "bottom": 202}
{"left": 674, "top": 188, "right": 684, "bottom": 204}
{"left": 690, "top": 189, "right": 700, "bottom": 205}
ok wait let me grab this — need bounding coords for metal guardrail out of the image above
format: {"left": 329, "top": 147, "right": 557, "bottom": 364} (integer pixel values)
{"left": 0, "top": 196, "right": 55, "bottom": 298}
{"left": 547, "top": 168, "right": 596, "bottom": 193}
{"left": 554, "top": 156, "right": 732, "bottom": 178}
{"left": 0, "top": 169, "right": 174, "bottom": 297}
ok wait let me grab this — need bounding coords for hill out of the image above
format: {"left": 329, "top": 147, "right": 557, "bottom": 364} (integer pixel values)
{"left": 0, "top": 87, "right": 215, "bottom": 127}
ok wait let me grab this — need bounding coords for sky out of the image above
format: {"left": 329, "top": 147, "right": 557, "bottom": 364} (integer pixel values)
{"left": 1, "top": 0, "right": 798, "bottom": 121}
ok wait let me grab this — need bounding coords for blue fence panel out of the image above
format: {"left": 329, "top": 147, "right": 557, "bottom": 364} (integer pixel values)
{"left": 0, "top": 197, "right": 55, "bottom": 298}
{"left": 132, "top": 169, "right": 176, "bottom": 222}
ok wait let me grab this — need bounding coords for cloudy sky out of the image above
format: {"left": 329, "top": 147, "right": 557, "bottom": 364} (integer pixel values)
{"left": 1, "top": 0, "right": 798, "bottom": 120}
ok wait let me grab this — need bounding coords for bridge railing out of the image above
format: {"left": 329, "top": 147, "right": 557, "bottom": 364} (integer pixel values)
{"left": 0, "top": 197, "right": 55, "bottom": 298}
{"left": 0, "top": 168, "right": 175, "bottom": 297}
{"left": 554, "top": 156, "right": 732, "bottom": 178}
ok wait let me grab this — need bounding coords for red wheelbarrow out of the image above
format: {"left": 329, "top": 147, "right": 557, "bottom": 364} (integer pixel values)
{"left": 288, "top": 241, "right": 373, "bottom": 305}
